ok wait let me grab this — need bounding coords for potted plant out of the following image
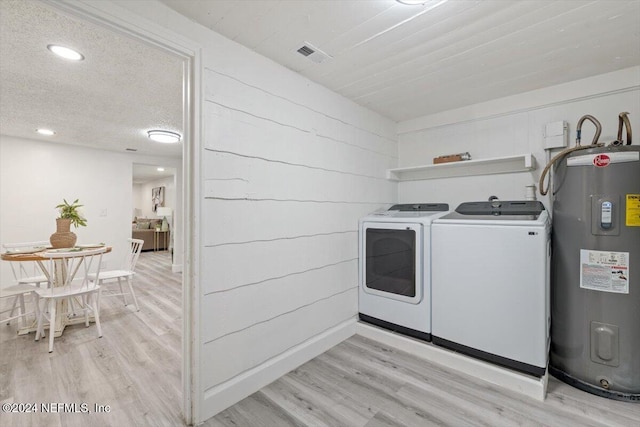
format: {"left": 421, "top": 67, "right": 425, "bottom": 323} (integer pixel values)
{"left": 50, "top": 199, "right": 87, "bottom": 248}
{"left": 56, "top": 199, "right": 87, "bottom": 227}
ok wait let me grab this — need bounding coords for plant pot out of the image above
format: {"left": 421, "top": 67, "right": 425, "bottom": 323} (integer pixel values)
{"left": 50, "top": 218, "right": 77, "bottom": 248}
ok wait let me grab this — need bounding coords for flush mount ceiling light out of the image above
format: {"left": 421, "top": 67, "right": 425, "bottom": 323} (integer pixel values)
{"left": 47, "top": 44, "right": 84, "bottom": 61}
{"left": 36, "top": 128, "right": 55, "bottom": 136}
{"left": 147, "top": 130, "right": 181, "bottom": 144}
{"left": 157, "top": 167, "right": 165, "bottom": 172}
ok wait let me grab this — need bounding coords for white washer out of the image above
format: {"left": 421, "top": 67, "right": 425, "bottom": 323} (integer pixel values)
{"left": 359, "top": 203, "right": 449, "bottom": 341}
{"left": 431, "top": 200, "right": 550, "bottom": 376}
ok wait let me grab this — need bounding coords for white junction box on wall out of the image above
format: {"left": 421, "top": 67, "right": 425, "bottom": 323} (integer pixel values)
{"left": 544, "top": 121, "right": 568, "bottom": 149}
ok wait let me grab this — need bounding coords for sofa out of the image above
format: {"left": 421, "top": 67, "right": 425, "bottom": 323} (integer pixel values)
{"left": 132, "top": 219, "right": 170, "bottom": 251}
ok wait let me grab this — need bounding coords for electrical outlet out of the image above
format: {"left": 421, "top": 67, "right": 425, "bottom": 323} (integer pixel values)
{"left": 100, "top": 208, "right": 107, "bottom": 217}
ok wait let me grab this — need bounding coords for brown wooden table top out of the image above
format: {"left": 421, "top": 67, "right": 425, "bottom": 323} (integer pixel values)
{"left": 1, "top": 246, "right": 112, "bottom": 262}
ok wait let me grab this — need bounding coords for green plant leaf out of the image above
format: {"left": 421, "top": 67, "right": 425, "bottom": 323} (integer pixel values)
{"left": 56, "top": 198, "right": 87, "bottom": 228}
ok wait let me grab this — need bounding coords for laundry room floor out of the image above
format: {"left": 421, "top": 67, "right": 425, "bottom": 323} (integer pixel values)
{"left": 206, "top": 334, "right": 639, "bottom": 427}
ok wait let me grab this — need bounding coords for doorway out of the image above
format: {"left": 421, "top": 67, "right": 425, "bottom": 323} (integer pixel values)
{"left": 132, "top": 163, "right": 179, "bottom": 265}
{"left": 5, "top": 1, "right": 198, "bottom": 424}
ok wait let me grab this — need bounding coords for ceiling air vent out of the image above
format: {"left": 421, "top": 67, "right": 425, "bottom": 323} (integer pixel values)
{"left": 297, "top": 45, "right": 314, "bottom": 57}
{"left": 295, "top": 42, "right": 332, "bottom": 64}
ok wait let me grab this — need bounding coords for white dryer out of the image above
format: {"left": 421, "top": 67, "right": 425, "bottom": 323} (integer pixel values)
{"left": 359, "top": 203, "right": 449, "bottom": 341}
{"left": 431, "top": 200, "right": 550, "bottom": 376}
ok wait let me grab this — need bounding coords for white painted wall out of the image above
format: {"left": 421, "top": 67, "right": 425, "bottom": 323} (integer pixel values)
{"left": 132, "top": 171, "right": 183, "bottom": 273}
{"left": 0, "top": 135, "right": 184, "bottom": 284}
{"left": 200, "top": 67, "right": 396, "bottom": 412}
{"left": 106, "top": 0, "right": 397, "bottom": 422}
{"left": 397, "top": 67, "right": 640, "bottom": 210}
{"left": 0, "top": 136, "right": 132, "bottom": 284}
{"left": 132, "top": 183, "right": 143, "bottom": 220}
{"left": 133, "top": 176, "right": 176, "bottom": 220}
{"left": 198, "top": 29, "right": 397, "bottom": 425}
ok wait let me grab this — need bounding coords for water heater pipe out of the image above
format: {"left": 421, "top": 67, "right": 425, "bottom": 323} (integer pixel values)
{"left": 614, "top": 112, "right": 632, "bottom": 146}
{"left": 575, "top": 114, "right": 602, "bottom": 146}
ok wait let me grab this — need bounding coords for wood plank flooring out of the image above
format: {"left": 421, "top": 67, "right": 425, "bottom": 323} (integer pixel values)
{"left": 4, "top": 252, "right": 639, "bottom": 426}
{"left": 0, "top": 250, "right": 183, "bottom": 427}
{"left": 206, "top": 334, "right": 640, "bottom": 427}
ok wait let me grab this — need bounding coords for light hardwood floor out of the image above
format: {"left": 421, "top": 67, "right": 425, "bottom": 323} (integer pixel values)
{"left": 3, "top": 253, "right": 639, "bottom": 426}
{"left": 207, "top": 334, "right": 640, "bottom": 427}
{"left": 0, "top": 250, "right": 183, "bottom": 427}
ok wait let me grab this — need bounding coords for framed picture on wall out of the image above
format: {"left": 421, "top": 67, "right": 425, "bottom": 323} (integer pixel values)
{"left": 152, "top": 186, "right": 165, "bottom": 213}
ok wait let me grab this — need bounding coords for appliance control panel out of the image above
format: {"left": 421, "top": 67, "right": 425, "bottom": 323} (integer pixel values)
{"left": 601, "top": 201, "right": 613, "bottom": 229}
{"left": 388, "top": 203, "right": 449, "bottom": 212}
{"left": 591, "top": 195, "right": 620, "bottom": 236}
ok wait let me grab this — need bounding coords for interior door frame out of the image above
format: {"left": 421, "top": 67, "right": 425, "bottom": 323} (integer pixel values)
{"left": 41, "top": 0, "right": 201, "bottom": 424}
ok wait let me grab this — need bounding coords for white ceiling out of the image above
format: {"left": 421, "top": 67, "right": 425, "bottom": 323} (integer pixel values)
{"left": 1, "top": 0, "right": 638, "bottom": 165}
{"left": 0, "top": 0, "right": 184, "bottom": 159}
{"left": 161, "top": 0, "right": 640, "bottom": 121}
{"left": 132, "top": 163, "right": 177, "bottom": 185}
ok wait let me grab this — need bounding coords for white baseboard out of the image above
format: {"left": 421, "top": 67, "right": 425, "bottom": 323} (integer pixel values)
{"left": 171, "top": 264, "right": 182, "bottom": 273}
{"left": 356, "top": 322, "right": 547, "bottom": 402}
{"left": 198, "top": 318, "right": 357, "bottom": 424}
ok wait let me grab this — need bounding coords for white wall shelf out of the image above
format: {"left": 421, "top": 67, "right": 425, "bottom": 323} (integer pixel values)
{"left": 387, "top": 153, "right": 536, "bottom": 181}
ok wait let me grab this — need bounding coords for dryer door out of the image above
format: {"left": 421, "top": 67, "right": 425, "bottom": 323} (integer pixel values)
{"left": 361, "top": 222, "right": 422, "bottom": 304}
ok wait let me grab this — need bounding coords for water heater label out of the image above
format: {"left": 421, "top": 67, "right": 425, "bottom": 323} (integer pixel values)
{"left": 567, "top": 151, "right": 639, "bottom": 167}
{"left": 580, "top": 250, "right": 629, "bottom": 294}
{"left": 627, "top": 194, "right": 640, "bottom": 227}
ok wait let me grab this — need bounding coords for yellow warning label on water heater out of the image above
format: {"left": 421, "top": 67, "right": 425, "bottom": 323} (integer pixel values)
{"left": 627, "top": 194, "right": 640, "bottom": 226}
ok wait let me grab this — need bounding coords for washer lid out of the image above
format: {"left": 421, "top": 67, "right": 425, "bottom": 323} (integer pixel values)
{"left": 444, "top": 200, "right": 545, "bottom": 220}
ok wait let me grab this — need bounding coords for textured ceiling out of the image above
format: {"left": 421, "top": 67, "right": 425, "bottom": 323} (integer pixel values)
{"left": 0, "top": 0, "right": 184, "bottom": 159}
{"left": 161, "top": 0, "right": 640, "bottom": 122}
{"left": 132, "top": 163, "right": 177, "bottom": 184}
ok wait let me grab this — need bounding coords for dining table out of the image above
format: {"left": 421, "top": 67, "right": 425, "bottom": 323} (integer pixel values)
{"left": 1, "top": 244, "right": 112, "bottom": 337}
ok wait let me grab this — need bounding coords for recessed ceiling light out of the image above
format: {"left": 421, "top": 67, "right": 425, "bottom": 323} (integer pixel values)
{"left": 147, "top": 130, "right": 181, "bottom": 144}
{"left": 157, "top": 167, "right": 165, "bottom": 172}
{"left": 36, "top": 128, "right": 55, "bottom": 136}
{"left": 47, "top": 44, "right": 84, "bottom": 61}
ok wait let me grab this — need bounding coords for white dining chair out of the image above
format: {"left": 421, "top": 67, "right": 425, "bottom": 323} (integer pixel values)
{"left": 87, "top": 238, "right": 143, "bottom": 312}
{"left": 34, "top": 247, "right": 107, "bottom": 353}
{"left": 3, "top": 241, "right": 50, "bottom": 286}
{"left": 1, "top": 241, "right": 49, "bottom": 325}
{"left": 0, "top": 283, "right": 37, "bottom": 327}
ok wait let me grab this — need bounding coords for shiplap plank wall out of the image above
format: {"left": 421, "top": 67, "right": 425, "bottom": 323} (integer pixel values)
{"left": 202, "top": 232, "right": 357, "bottom": 293}
{"left": 397, "top": 85, "right": 640, "bottom": 209}
{"left": 201, "top": 289, "right": 357, "bottom": 389}
{"left": 201, "top": 69, "right": 396, "bottom": 392}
